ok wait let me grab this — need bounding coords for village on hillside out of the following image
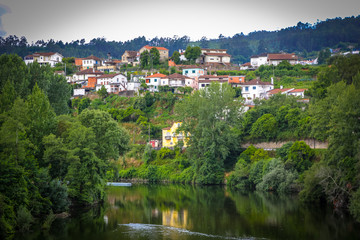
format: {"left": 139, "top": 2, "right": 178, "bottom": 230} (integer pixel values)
{"left": 23, "top": 46, "right": 311, "bottom": 102}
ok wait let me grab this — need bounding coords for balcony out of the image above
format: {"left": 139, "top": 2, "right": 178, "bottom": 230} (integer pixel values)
{"left": 165, "top": 136, "right": 171, "bottom": 140}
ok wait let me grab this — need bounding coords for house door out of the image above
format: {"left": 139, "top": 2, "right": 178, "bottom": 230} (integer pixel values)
{"left": 253, "top": 94, "right": 256, "bottom": 99}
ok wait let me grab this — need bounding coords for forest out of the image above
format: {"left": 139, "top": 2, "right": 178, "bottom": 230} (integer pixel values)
{"left": 0, "top": 16, "right": 359, "bottom": 63}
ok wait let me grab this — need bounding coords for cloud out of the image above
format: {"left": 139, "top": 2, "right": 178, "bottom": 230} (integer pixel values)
{"left": 0, "top": 4, "right": 11, "bottom": 37}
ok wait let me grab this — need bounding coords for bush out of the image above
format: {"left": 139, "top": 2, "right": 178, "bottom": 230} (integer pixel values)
{"left": 285, "top": 141, "right": 314, "bottom": 173}
{"left": 256, "top": 158, "right": 298, "bottom": 193}
{"left": 276, "top": 141, "right": 294, "bottom": 160}
{"left": 157, "top": 148, "right": 175, "bottom": 160}
{"left": 16, "top": 205, "right": 33, "bottom": 232}
{"left": 349, "top": 188, "right": 360, "bottom": 222}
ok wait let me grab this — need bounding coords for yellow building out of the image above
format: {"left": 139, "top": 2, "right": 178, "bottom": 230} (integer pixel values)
{"left": 162, "top": 122, "right": 188, "bottom": 148}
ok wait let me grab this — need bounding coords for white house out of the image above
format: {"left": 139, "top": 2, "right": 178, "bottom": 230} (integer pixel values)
{"left": 287, "top": 88, "right": 307, "bottom": 98}
{"left": 198, "top": 75, "right": 229, "bottom": 90}
{"left": 24, "top": 52, "right": 63, "bottom": 67}
{"left": 240, "top": 79, "right": 274, "bottom": 103}
{"left": 167, "top": 73, "right": 193, "bottom": 89}
{"left": 267, "top": 53, "right": 298, "bottom": 66}
{"left": 82, "top": 55, "right": 103, "bottom": 70}
{"left": 95, "top": 73, "right": 128, "bottom": 93}
{"left": 72, "top": 68, "right": 103, "bottom": 84}
{"left": 145, "top": 73, "right": 167, "bottom": 92}
{"left": 250, "top": 53, "right": 268, "bottom": 68}
{"left": 196, "top": 49, "right": 231, "bottom": 64}
{"left": 182, "top": 66, "right": 205, "bottom": 78}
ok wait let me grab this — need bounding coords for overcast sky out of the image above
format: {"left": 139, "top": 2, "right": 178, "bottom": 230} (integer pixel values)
{"left": 0, "top": 0, "right": 359, "bottom": 43}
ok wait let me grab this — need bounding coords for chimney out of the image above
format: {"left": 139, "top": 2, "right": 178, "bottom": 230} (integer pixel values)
{"left": 271, "top": 77, "right": 274, "bottom": 85}
{"left": 280, "top": 85, "right": 283, "bottom": 89}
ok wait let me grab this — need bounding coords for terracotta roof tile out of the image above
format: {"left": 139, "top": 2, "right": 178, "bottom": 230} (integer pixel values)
{"left": 142, "top": 45, "right": 169, "bottom": 51}
{"left": 289, "top": 88, "right": 307, "bottom": 93}
{"left": 241, "top": 79, "right": 272, "bottom": 86}
{"left": 267, "top": 53, "right": 298, "bottom": 60}
{"left": 146, "top": 73, "right": 167, "bottom": 78}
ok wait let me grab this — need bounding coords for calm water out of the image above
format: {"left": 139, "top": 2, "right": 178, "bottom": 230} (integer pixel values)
{"left": 17, "top": 184, "right": 360, "bottom": 240}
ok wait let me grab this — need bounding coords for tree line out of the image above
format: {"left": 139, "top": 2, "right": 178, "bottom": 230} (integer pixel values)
{"left": 0, "top": 16, "right": 359, "bottom": 63}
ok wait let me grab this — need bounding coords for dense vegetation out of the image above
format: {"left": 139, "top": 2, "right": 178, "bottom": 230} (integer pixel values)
{"left": 1, "top": 16, "right": 359, "bottom": 63}
{"left": 0, "top": 55, "right": 130, "bottom": 238}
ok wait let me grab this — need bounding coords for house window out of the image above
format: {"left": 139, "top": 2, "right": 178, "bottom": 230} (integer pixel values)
{"left": 253, "top": 86, "right": 256, "bottom": 90}
{"left": 201, "top": 84, "right": 205, "bottom": 87}
{"left": 192, "top": 70, "right": 195, "bottom": 73}
{"left": 245, "top": 87, "right": 249, "bottom": 91}
{"left": 154, "top": 79, "right": 157, "bottom": 82}
{"left": 185, "top": 70, "right": 188, "bottom": 74}
{"left": 155, "top": 86, "right": 157, "bottom": 89}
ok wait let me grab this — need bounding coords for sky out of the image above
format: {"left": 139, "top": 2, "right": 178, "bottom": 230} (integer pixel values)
{"left": 0, "top": 0, "right": 359, "bottom": 44}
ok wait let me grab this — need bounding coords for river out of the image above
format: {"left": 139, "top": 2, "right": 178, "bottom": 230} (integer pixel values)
{"left": 16, "top": 184, "right": 360, "bottom": 240}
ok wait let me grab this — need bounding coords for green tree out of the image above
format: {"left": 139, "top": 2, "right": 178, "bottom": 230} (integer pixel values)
{"left": 185, "top": 46, "right": 201, "bottom": 63}
{"left": 171, "top": 51, "right": 181, "bottom": 64}
{"left": 78, "top": 109, "right": 130, "bottom": 160}
{"left": 250, "top": 114, "right": 277, "bottom": 141}
{"left": 317, "top": 48, "right": 331, "bottom": 65}
{"left": 150, "top": 47, "right": 160, "bottom": 65}
{"left": 285, "top": 141, "right": 314, "bottom": 173}
{"left": 176, "top": 82, "right": 243, "bottom": 184}
{"left": 140, "top": 50, "right": 149, "bottom": 68}
{"left": 97, "top": 85, "right": 108, "bottom": 99}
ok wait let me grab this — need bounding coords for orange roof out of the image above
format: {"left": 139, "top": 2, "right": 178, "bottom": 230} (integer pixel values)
{"left": 268, "top": 53, "right": 298, "bottom": 60}
{"left": 142, "top": 45, "right": 169, "bottom": 51}
{"left": 289, "top": 88, "right": 307, "bottom": 93}
{"left": 267, "top": 88, "right": 293, "bottom": 95}
{"left": 228, "top": 76, "right": 245, "bottom": 84}
{"left": 146, "top": 73, "right": 167, "bottom": 78}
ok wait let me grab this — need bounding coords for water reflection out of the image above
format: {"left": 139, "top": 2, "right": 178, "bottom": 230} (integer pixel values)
{"left": 16, "top": 184, "right": 360, "bottom": 240}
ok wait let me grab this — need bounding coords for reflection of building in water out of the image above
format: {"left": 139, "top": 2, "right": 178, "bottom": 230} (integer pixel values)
{"left": 162, "top": 209, "right": 191, "bottom": 229}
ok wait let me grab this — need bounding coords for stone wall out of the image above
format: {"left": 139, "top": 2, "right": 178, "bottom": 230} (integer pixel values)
{"left": 241, "top": 139, "right": 328, "bottom": 150}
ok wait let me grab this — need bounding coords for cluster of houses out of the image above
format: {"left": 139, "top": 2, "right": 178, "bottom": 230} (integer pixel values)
{"left": 23, "top": 48, "right": 308, "bottom": 102}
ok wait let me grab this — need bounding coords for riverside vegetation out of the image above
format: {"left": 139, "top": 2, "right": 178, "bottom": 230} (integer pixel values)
{"left": 0, "top": 53, "right": 360, "bottom": 239}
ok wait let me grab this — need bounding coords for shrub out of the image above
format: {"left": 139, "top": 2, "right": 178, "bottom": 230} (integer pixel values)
{"left": 16, "top": 205, "right": 33, "bottom": 232}
{"left": 349, "top": 188, "right": 360, "bottom": 222}
{"left": 157, "top": 148, "right": 175, "bottom": 160}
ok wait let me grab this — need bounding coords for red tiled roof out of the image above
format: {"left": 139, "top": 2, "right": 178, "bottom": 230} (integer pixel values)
{"left": 124, "top": 51, "right": 138, "bottom": 58}
{"left": 289, "top": 88, "right": 307, "bottom": 93}
{"left": 241, "top": 79, "right": 272, "bottom": 86}
{"left": 199, "top": 75, "right": 229, "bottom": 79}
{"left": 76, "top": 68, "right": 103, "bottom": 75}
{"left": 199, "top": 79, "right": 228, "bottom": 83}
{"left": 162, "top": 127, "right": 171, "bottom": 130}
{"left": 84, "top": 55, "right": 101, "bottom": 61}
{"left": 242, "top": 62, "right": 251, "bottom": 66}
{"left": 267, "top": 53, "right": 298, "bottom": 60}
{"left": 267, "top": 88, "right": 293, "bottom": 95}
{"left": 34, "top": 52, "right": 58, "bottom": 56}
{"left": 146, "top": 73, "right": 167, "bottom": 78}
{"left": 168, "top": 73, "right": 192, "bottom": 79}
{"left": 142, "top": 45, "right": 169, "bottom": 51}
{"left": 201, "top": 48, "right": 227, "bottom": 51}
{"left": 182, "top": 65, "right": 204, "bottom": 69}
{"left": 96, "top": 73, "right": 125, "bottom": 79}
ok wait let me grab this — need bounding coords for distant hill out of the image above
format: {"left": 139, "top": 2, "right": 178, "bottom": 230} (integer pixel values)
{"left": 1, "top": 15, "right": 359, "bottom": 63}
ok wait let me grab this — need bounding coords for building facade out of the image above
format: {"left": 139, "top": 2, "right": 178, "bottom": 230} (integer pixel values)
{"left": 24, "top": 52, "right": 63, "bottom": 67}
